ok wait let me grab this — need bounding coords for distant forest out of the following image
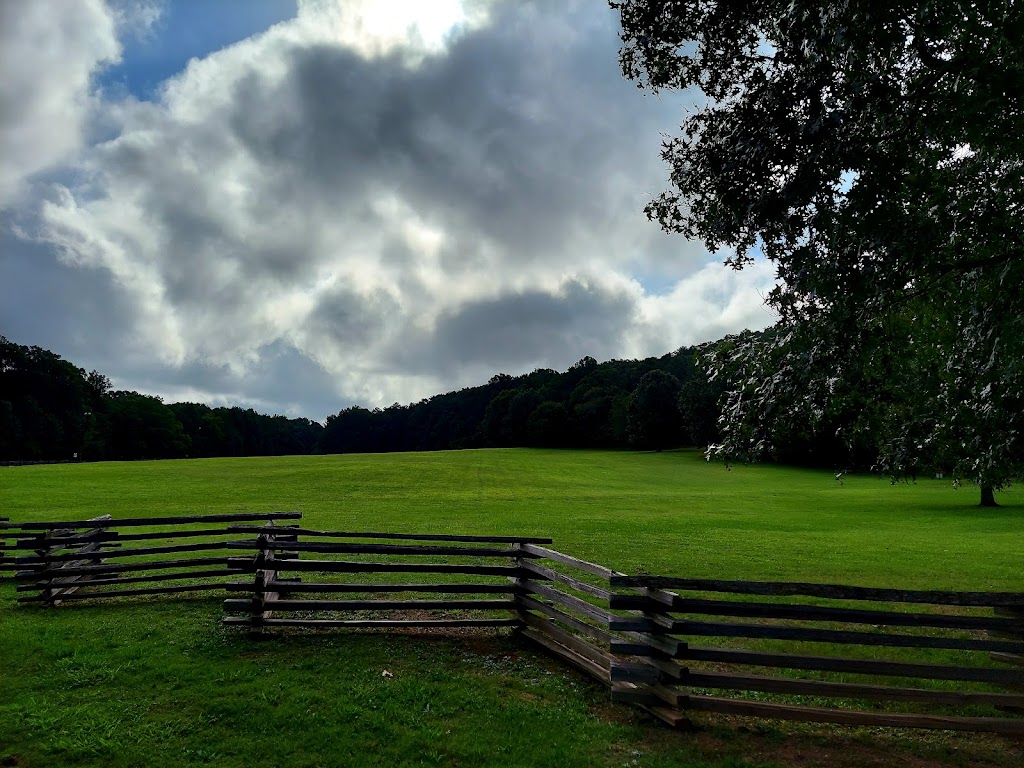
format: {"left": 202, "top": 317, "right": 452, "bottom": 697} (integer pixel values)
{"left": 0, "top": 334, "right": 857, "bottom": 467}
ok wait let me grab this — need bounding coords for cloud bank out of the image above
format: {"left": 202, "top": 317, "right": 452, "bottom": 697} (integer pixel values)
{"left": 0, "top": 0, "right": 775, "bottom": 418}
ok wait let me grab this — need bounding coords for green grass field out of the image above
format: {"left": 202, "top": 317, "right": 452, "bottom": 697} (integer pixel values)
{"left": 2, "top": 449, "right": 1021, "bottom": 767}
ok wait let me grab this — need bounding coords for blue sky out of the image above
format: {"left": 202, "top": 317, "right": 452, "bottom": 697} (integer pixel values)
{"left": 100, "top": 1, "right": 298, "bottom": 100}
{"left": 0, "top": 0, "right": 774, "bottom": 419}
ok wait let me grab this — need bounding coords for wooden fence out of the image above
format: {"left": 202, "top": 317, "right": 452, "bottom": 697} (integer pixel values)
{"left": 0, "top": 512, "right": 301, "bottom": 604}
{"left": 605, "top": 575, "right": 1024, "bottom": 735}
{"left": 2, "top": 515, "right": 1022, "bottom": 734}
{"left": 221, "top": 526, "right": 552, "bottom": 631}
{"left": 222, "top": 533, "right": 1023, "bottom": 733}
{"left": 512, "top": 541, "right": 670, "bottom": 717}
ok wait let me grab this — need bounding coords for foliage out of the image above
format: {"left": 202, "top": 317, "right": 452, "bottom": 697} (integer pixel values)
{"left": 106, "top": 391, "right": 191, "bottom": 460}
{"left": 614, "top": 0, "right": 1024, "bottom": 501}
{"left": 676, "top": 355, "right": 726, "bottom": 448}
{"left": 168, "top": 402, "right": 323, "bottom": 458}
{"left": 275, "top": 350, "right": 712, "bottom": 455}
{"left": 626, "top": 370, "right": 682, "bottom": 450}
{"left": 0, "top": 336, "right": 106, "bottom": 461}
{"left": 4, "top": 333, "right": 872, "bottom": 464}
{"left": 527, "top": 401, "right": 571, "bottom": 447}
{"left": 0, "top": 336, "right": 324, "bottom": 463}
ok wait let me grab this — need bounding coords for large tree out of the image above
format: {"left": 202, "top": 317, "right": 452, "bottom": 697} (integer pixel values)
{"left": 613, "top": 1, "right": 1024, "bottom": 504}
{"left": 0, "top": 336, "right": 109, "bottom": 461}
{"left": 106, "top": 391, "right": 191, "bottom": 460}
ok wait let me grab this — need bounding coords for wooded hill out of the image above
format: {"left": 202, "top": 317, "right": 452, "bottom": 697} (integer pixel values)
{"left": 0, "top": 334, "right": 855, "bottom": 467}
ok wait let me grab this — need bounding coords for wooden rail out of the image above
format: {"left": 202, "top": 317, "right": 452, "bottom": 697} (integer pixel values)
{"left": 606, "top": 576, "right": 1024, "bottom": 735}
{"left": 3, "top": 515, "right": 1021, "bottom": 735}
{"left": 0, "top": 512, "right": 300, "bottom": 604}
{"left": 221, "top": 527, "right": 542, "bottom": 634}
{"left": 220, "top": 531, "right": 1024, "bottom": 734}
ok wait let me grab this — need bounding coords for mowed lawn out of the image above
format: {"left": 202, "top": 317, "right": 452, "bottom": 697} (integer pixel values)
{"left": 4, "top": 448, "right": 1020, "bottom": 588}
{"left": 1, "top": 449, "right": 1022, "bottom": 768}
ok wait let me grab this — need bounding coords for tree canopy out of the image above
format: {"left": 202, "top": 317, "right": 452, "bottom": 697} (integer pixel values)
{"left": 614, "top": 0, "right": 1024, "bottom": 503}
{"left": 3, "top": 336, "right": 736, "bottom": 463}
{"left": 627, "top": 370, "right": 682, "bottom": 451}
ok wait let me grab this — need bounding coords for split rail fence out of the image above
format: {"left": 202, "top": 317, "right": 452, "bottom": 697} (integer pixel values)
{"left": 221, "top": 524, "right": 548, "bottom": 631}
{"left": 224, "top": 530, "right": 1024, "bottom": 735}
{"left": 0, "top": 512, "right": 300, "bottom": 604}
{"left": 605, "top": 575, "right": 1024, "bottom": 735}
{"left": 2, "top": 514, "right": 1022, "bottom": 735}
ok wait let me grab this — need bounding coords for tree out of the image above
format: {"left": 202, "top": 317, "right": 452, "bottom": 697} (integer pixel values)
{"left": 106, "top": 391, "right": 190, "bottom": 460}
{"left": 527, "top": 401, "right": 571, "bottom": 447}
{"left": 614, "top": 1, "right": 1024, "bottom": 504}
{"left": 322, "top": 406, "right": 383, "bottom": 454}
{"left": 481, "top": 388, "right": 543, "bottom": 446}
{"left": 676, "top": 356, "right": 725, "bottom": 448}
{"left": 627, "top": 370, "right": 682, "bottom": 451}
{"left": 0, "top": 336, "right": 102, "bottom": 461}
{"left": 571, "top": 385, "right": 630, "bottom": 447}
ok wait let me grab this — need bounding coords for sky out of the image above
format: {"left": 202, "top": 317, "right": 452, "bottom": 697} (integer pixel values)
{"left": 0, "top": 0, "right": 776, "bottom": 421}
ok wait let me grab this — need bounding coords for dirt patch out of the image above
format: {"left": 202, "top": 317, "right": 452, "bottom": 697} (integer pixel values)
{"left": 626, "top": 711, "right": 1024, "bottom": 768}
{"left": 592, "top": 700, "right": 644, "bottom": 726}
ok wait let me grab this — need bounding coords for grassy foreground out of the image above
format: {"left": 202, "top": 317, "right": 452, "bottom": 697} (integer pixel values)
{"left": 1, "top": 449, "right": 1021, "bottom": 767}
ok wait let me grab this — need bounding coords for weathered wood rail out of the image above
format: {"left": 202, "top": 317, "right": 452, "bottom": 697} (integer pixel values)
{"left": 0, "top": 512, "right": 300, "bottom": 604}
{"left": 221, "top": 525, "right": 552, "bottom": 631}
{"left": 2, "top": 514, "right": 1022, "bottom": 735}
{"left": 605, "top": 575, "right": 1024, "bottom": 735}
{"left": 223, "top": 529, "right": 1024, "bottom": 734}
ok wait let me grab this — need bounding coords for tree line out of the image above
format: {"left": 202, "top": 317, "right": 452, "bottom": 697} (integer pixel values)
{"left": 1, "top": 333, "right": 878, "bottom": 467}
{"left": 0, "top": 337, "right": 320, "bottom": 462}
{"left": 0, "top": 335, "right": 747, "bottom": 463}
{"left": 319, "top": 352, "right": 726, "bottom": 455}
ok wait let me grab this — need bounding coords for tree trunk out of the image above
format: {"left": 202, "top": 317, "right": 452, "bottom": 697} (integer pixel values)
{"left": 979, "top": 485, "right": 998, "bottom": 507}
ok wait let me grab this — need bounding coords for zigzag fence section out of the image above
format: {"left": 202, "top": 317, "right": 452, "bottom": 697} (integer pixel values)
{"left": 221, "top": 525, "right": 552, "bottom": 631}
{"left": 606, "top": 575, "right": 1024, "bottom": 735}
{"left": 2, "top": 514, "right": 1022, "bottom": 735}
{"left": 222, "top": 533, "right": 1024, "bottom": 734}
{"left": 0, "top": 512, "right": 301, "bottom": 604}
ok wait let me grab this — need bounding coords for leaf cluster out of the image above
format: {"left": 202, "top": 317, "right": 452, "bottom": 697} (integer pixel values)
{"left": 614, "top": 0, "right": 1024, "bottom": 489}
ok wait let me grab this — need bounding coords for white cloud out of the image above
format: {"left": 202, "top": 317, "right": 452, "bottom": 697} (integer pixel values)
{"left": 631, "top": 259, "right": 778, "bottom": 353}
{"left": 295, "top": 0, "right": 489, "bottom": 60}
{"left": 0, "top": 0, "right": 122, "bottom": 207}
{"left": 5, "top": 0, "right": 776, "bottom": 417}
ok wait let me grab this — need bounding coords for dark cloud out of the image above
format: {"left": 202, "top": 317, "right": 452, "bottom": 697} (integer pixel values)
{"left": 263, "top": 3, "right": 674, "bottom": 259}
{"left": 0, "top": 228, "right": 138, "bottom": 368}
{"left": 131, "top": 341, "right": 348, "bottom": 419}
{"left": 2, "top": 0, "right": 774, "bottom": 418}
{"left": 393, "top": 279, "right": 638, "bottom": 375}
{"left": 305, "top": 284, "right": 401, "bottom": 350}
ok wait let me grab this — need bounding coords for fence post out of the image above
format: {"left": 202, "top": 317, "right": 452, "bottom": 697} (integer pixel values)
{"left": 32, "top": 524, "right": 76, "bottom": 606}
{"left": 249, "top": 521, "right": 279, "bottom": 638}
{"left": 646, "top": 588, "right": 691, "bottom": 714}
{"left": 43, "top": 515, "right": 114, "bottom": 605}
{"left": 609, "top": 583, "right": 693, "bottom": 726}
{"left": 36, "top": 528, "right": 57, "bottom": 606}
{"left": 510, "top": 541, "right": 528, "bottom": 633}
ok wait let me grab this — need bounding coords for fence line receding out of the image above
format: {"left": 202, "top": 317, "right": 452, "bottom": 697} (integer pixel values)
{"left": 3, "top": 515, "right": 1022, "bottom": 736}
{"left": 0, "top": 512, "right": 300, "bottom": 604}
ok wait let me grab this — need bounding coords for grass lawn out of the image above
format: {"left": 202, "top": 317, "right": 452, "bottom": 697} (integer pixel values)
{"left": 1, "top": 449, "right": 1021, "bottom": 767}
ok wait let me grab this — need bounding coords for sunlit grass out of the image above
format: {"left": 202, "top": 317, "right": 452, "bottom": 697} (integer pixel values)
{"left": 1, "top": 449, "right": 1021, "bottom": 767}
